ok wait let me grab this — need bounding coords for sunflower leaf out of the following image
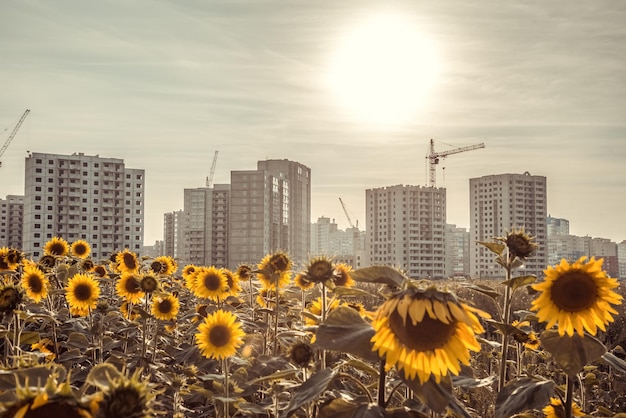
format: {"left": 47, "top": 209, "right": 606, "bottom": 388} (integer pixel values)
{"left": 280, "top": 368, "right": 337, "bottom": 418}
{"left": 247, "top": 369, "right": 299, "bottom": 385}
{"left": 349, "top": 266, "right": 408, "bottom": 287}
{"left": 540, "top": 330, "right": 607, "bottom": 377}
{"left": 478, "top": 241, "right": 505, "bottom": 255}
{"left": 494, "top": 377, "right": 554, "bottom": 418}
{"left": 0, "top": 364, "right": 67, "bottom": 391}
{"left": 331, "top": 286, "right": 376, "bottom": 298}
{"left": 85, "top": 363, "right": 123, "bottom": 391}
{"left": 460, "top": 283, "right": 501, "bottom": 300}
{"left": 485, "top": 319, "right": 526, "bottom": 337}
{"left": 402, "top": 375, "right": 471, "bottom": 417}
{"left": 601, "top": 351, "right": 626, "bottom": 374}
{"left": 314, "top": 306, "right": 378, "bottom": 362}
{"left": 501, "top": 275, "right": 537, "bottom": 292}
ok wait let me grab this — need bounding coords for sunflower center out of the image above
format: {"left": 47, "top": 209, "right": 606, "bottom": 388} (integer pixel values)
{"left": 123, "top": 253, "right": 137, "bottom": 269}
{"left": 308, "top": 260, "right": 333, "bottom": 282}
{"left": 203, "top": 274, "right": 222, "bottom": 291}
{"left": 74, "top": 244, "right": 88, "bottom": 255}
{"left": 125, "top": 277, "right": 141, "bottom": 293}
{"left": 158, "top": 299, "right": 172, "bottom": 314}
{"left": 269, "top": 254, "right": 290, "bottom": 272}
{"left": 151, "top": 261, "right": 165, "bottom": 274}
{"left": 388, "top": 309, "right": 457, "bottom": 352}
{"left": 550, "top": 271, "right": 598, "bottom": 312}
{"left": 27, "top": 275, "right": 43, "bottom": 293}
{"left": 141, "top": 277, "right": 158, "bottom": 292}
{"left": 49, "top": 243, "right": 65, "bottom": 255}
{"left": 209, "top": 324, "right": 231, "bottom": 347}
{"left": 73, "top": 283, "right": 93, "bottom": 301}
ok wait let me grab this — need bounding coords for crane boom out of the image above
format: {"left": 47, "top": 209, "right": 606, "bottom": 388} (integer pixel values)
{"left": 426, "top": 138, "right": 485, "bottom": 187}
{"left": 0, "top": 109, "right": 30, "bottom": 167}
{"left": 206, "top": 150, "right": 219, "bottom": 187}
{"left": 339, "top": 197, "right": 355, "bottom": 229}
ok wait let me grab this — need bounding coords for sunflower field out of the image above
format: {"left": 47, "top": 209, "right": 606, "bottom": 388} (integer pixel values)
{"left": 0, "top": 231, "right": 625, "bottom": 418}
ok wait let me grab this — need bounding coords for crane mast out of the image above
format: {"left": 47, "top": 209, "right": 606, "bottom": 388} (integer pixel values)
{"left": 426, "top": 138, "right": 485, "bottom": 187}
{"left": 205, "top": 150, "right": 219, "bottom": 187}
{"left": 0, "top": 109, "right": 31, "bottom": 167}
{"left": 339, "top": 197, "right": 356, "bottom": 229}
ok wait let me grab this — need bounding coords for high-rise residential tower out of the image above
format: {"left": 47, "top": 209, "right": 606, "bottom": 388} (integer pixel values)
{"left": 366, "top": 184, "right": 446, "bottom": 279}
{"left": 23, "top": 152, "right": 145, "bottom": 259}
{"left": 0, "top": 195, "right": 24, "bottom": 249}
{"left": 469, "top": 172, "right": 547, "bottom": 279}
{"left": 228, "top": 159, "right": 311, "bottom": 268}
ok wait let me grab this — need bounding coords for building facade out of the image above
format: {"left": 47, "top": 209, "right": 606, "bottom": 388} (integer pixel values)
{"left": 366, "top": 185, "right": 446, "bottom": 279}
{"left": 0, "top": 195, "right": 24, "bottom": 249}
{"left": 310, "top": 216, "right": 364, "bottom": 268}
{"left": 547, "top": 215, "right": 569, "bottom": 236}
{"left": 444, "top": 224, "right": 470, "bottom": 278}
{"left": 23, "top": 152, "right": 145, "bottom": 259}
{"left": 469, "top": 172, "right": 547, "bottom": 279}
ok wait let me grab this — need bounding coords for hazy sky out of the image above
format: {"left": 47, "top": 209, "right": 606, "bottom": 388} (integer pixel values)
{"left": 1, "top": 1, "right": 625, "bottom": 244}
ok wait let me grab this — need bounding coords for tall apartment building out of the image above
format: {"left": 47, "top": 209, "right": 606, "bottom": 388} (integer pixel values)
{"left": 469, "top": 172, "right": 547, "bottom": 279}
{"left": 163, "top": 210, "right": 184, "bottom": 259}
{"left": 366, "top": 185, "right": 446, "bottom": 279}
{"left": 444, "top": 224, "right": 470, "bottom": 278}
{"left": 618, "top": 241, "right": 626, "bottom": 280}
{"left": 547, "top": 234, "right": 590, "bottom": 267}
{"left": 0, "top": 195, "right": 24, "bottom": 248}
{"left": 23, "top": 152, "right": 144, "bottom": 259}
{"left": 547, "top": 215, "right": 569, "bottom": 236}
{"left": 310, "top": 216, "right": 364, "bottom": 268}
{"left": 228, "top": 160, "right": 311, "bottom": 269}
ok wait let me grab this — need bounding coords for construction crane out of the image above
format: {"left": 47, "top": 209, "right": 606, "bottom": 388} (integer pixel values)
{"left": 0, "top": 109, "right": 30, "bottom": 168}
{"left": 426, "top": 138, "right": 485, "bottom": 187}
{"left": 339, "top": 197, "right": 358, "bottom": 229}
{"left": 205, "top": 150, "right": 219, "bottom": 187}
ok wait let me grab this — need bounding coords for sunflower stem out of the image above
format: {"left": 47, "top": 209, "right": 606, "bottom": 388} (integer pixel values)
{"left": 152, "top": 319, "right": 160, "bottom": 363}
{"left": 378, "top": 358, "right": 386, "bottom": 407}
{"left": 223, "top": 358, "right": 229, "bottom": 417}
{"left": 565, "top": 375, "right": 574, "bottom": 418}
{"left": 320, "top": 282, "right": 327, "bottom": 370}
{"left": 498, "top": 261, "right": 514, "bottom": 391}
{"left": 273, "top": 277, "right": 280, "bottom": 356}
{"left": 248, "top": 276, "right": 254, "bottom": 323}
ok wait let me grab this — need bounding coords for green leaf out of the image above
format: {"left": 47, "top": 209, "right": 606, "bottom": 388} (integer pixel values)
{"left": 541, "top": 330, "right": 607, "bottom": 377}
{"left": 314, "top": 306, "right": 378, "bottom": 362}
{"left": 247, "top": 369, "right": 299, "bottom": 385}
{"left": 452, "top": 365, "right": 497, "bottom": 388}
{"left": 85, "top": 363, "right": 122, "bottom": 390}
{"left": 485, "top": 319, "right": 526, "bottom": 337}
{"left": 19, "top": 331, "right": 41, "bottom": 345}
{"left": 349, "top": 266, "right": 407, "bottom": 287}
{"left": 495, "top": 377, "right": 554, "bottom": 418}
{"left": 461, "top": 283, "right": 501, "bottom": 300}
{"left": 331, "top": 286, "right": 376, "bottom": 298}
{"left": 478, "top": 241, "right": 505, "bottom": 255}
{"left": 66, "top": 332, "right": 91, "bottom": 349}
{"left": 401, "top": 375, "right": 471, "bottom": 417}
{"left": 501, "top": 275, "right": 537, "bottom": 292}
{"left": 601, "top": 352, "right": 626, "bottom": 374}
{"left": 280, "top": 368, "right": 337, "bottom": 418}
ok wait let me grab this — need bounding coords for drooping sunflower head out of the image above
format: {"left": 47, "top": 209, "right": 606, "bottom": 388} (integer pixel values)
{"left": 151, "top": 294, "right": 180, "bottom": 321}
{"left": 92, "top": 265, "right": 109, "bottom": 278}
{"left": 191, "top": 266, "right": 229, "bottom": 302}
{"left": 195, "top": 309, "right": 246, "bottom": 360}
{"left": 542, "top": 397, "right": 585, "bottom": 418}
{"left": 371, "top": 285, "right": 490, "bottom": 384}
{"left": 1, "top": 247, "right": 23, "bottom": 270}
{"left": 235, "top": 264, "right": 252, "bottom": 281}
{"left": 115, "top": 249, "right": 139, "bottom": 274}
{"left": 65, "top": 273, "right": 100, "bottom": 311}
{"left": 301, "top": 256, "right": 335, "bottom": 284}
{"left": 140, "top": 275, "right": 159, "bottom": 293}
{"left": 0, "top": 282, "right": 23, "bottom": 314}
{"left": 149, "top": 256, "right": 177, "bottom": 276}
{"left": 333, "top": 263, "right": 355, "bottom": 288}
{"left": 294, "top": 273, "right": 315, "bottom": 291}
{"left": 531, "top": 256, "right": 623, "bottom": 337}
{"left": 289, "top": 341, "right": 315, "bottom": 368}
{"left": 500, "top": 227, "right": 537, "bottom": 260}
{"left": 94, "top": 369, "right": 158, "bottom": 418}
{"left": 222, "top": 269, "right": 242, "bottom": 297}
{"left": 44, "top": 237, "right": 70, "bottom": 257}
{"left": 38, "top": 255, "right": 57, "bottom": 269}
{"left": 70, "top": 240, "right": 91, "bottom": 259}
{"left": 80, "top": 259, "right": 95, "bottom": 272}
{"left": 21, "top": 264, "right": 50, "bottom": 303}
{"left": 0, "top": 247, "right": 11, "bottom": 270}
{"left": 5, "top": 381, "right": 92, "bottom": 418}
{"left": 116, "top": 273, "right": 145, "bottom": 304}
{"left": 257, "top": 253, "right": 293, "bottom": 289}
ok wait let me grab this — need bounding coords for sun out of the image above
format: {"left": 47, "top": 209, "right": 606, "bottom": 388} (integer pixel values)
{"left": 327, "top": 14, "right": 440, "bottom": 127}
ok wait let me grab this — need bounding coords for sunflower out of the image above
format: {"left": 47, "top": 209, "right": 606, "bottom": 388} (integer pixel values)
{"left": 256, "top": 287, "right": 285, "bottom": 309}
{"left": 116, "top": 273, "right": 145, "bottom": 304}
{"left": 92, "top": 265, "right": 109, "bottom": 278}
{"left": 6, "top": 393, "right": 93, "bottom": 418}
{"left": 94, "top": 369, "right": 157, "bottom": 418}
{"left": 151, "top": 294, "right": 180, "bottom": 321}
{"left": 81, "top": 259, "right": 95, "bottom": 272}
{"left": 31, "top": 338, "right": 56, "bottom": 361}
{"left": 289, "top": 341, "right": 315, "bottom": 368}
{"left": 149, "top": 256, "right": 177, "bottom": 276}
{"left": 304, "top": 297, "right": 342, "bottom": 326}
{"left": 294, "top": 273, "right": 315, "bottom": 291}
{"left": 542, "top": 397, "right": 584, "bottom": 418}
{"left": 21, "top": 264, "right": 49, "bottom": 303}
{"left": 235, "top": 264, "right": 252, "bottom": 281}
{"left": 371, "top": 286, "right": 490, "bottom": 384}
{"left": 511, "top": 320, "right": 541, "bottom": 350}
{"left": 115, "top": 249, "right": 140, "bottom": 274}
{"left": 140, "top": 275, "right": 159, "bottom": 293}
{"left": 38, "top": 255, "right": 57, "bottom": 269}
{"left": 531, "top": 257, "right": 623, "bottom": 337}
{"left": 65, "top": 274, "right": 100, "bottom": 312}
{"left": 43, "top": 237, "right": 70, "bottom": 257}
{"left": 120, "top": 301, "right": 140, "bottom": 321}
{"left": 182, "top": 264, "right": 198, "bottom": 289}
{"left": 0, "top": 282, "right": 23, "bottom": 313}
{"left": 191, "top": 266, "right": 228, "bottom": 302}
{"left": 498, "top": 227, "right": 537, "bottom": 260}
{"left": 333, "top": 263, "right": 355, "bottom": 288}
{"left": 222, "top": 269, "right": 242, "bottom": 297}
{"left": 257, "top": 252, "right": 293, "bottom": 289}
{"left": 299, "top": 256, "right": 335, "bottom": 285}
{"left": 195, "top": 309, "right": 246, "bottom": 360}
{"left": 0, "top": 247, "right": 21, "bottom": 271}
{"left": 70, "top": 240, "right": 91, "bottom": 259}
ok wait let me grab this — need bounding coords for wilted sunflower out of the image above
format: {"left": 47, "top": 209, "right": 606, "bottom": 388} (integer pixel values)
{"left": 115, "top": 249, "right": 139, "bottom": 274}
{"left": 531, "top": 257, "right": 623, "bottom": 337}
{"left": 70, "top": 240, "right": 91, "bottom": 259}
{"left": 294, "top": 273, "right": 315, "bottom": 291}
{"left": 44, "top": 237, "right": 70, "bottom": 257}
{"left": 151, "top": 294, "right": 180, "bottom": 321}
{"left": 256, "top": 252, "right": 293, "bottom": 289}
{"left": 21, "top": 264, "right": 49, "bottom": 303}
{"left": 222, "top": 269, "right": 242, "bottom": 297}
{"left": 511, "top": 320, "right": 541, "bottom": 350}
{"left": 195, "top": 309, "right": 246, "bottom": 360}
{"left": 542, "top": 397, "right": 584, "bottom": 418}
{"left": 94, "top": 369, "right": 158, "bottom": 418}
{"left": 149, "top": 256, "right": 177, "bottom": 276}
{"left": 0, "top": 282, "right": 23, "bottom": 314}
{"left": 65, "top": 274, "right": 100, "bottom": 311}
{"left": 116, "top": 273, "right": 145, "bottom": 304}
{"left": 371, "top": 286, "right": 490, "bottom": 384}
{"left": 289, "top": 341, "right": 315, "bottom": 368}
{"left": 499, "top": 227, "right": 537, "bottom": 260}
{"left": 191, "top": 266, "right": 228, "bottom": 302}
{"left": 333, "top": 263, "right": 355, "bottom": 288}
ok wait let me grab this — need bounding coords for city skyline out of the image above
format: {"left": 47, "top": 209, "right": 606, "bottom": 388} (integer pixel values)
{"left": 1, "top": 1, "right": 625, "bottom": 244}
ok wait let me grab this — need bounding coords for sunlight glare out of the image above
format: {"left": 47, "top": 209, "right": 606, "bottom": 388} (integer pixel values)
{"left": 327, "top": 15, "right": 440, "bottom": 127}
